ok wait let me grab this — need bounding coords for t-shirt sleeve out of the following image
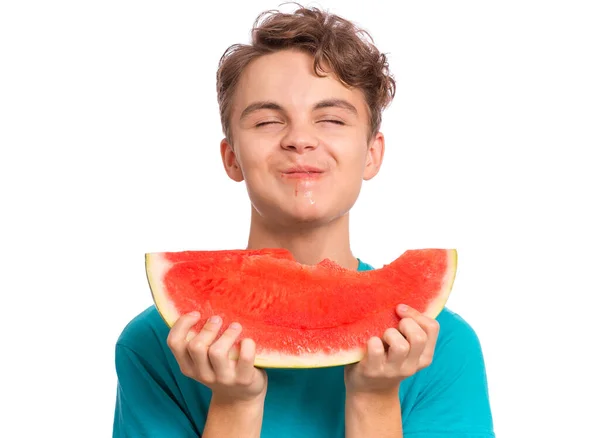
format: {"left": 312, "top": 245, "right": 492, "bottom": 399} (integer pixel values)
{"left": 113, "top": 343, "right": 201, "bottom": 438}
{"left": 402, "top": 310, "right": 495, "bottom": 438}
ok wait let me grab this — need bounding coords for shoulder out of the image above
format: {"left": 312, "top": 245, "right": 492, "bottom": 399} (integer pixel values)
{"left": 113, "top": 307, "right": 211, "bottom": 436}
{"left": 115, "top": 306, "right": 171, "bottom": 358}
{"left": 423, "top": 306, "right": 490, "bottom": 388}
{"left": 436, "top": 307, "right": 483, "bottom": 348}
{"left": 114, "top": 306, "right": 182, "bottom": 387}
{"left": 433, "top": 307, "right": 488, "bottom": 370}
{"left": 401, "top": 308, "right": 494, "bottom": 434}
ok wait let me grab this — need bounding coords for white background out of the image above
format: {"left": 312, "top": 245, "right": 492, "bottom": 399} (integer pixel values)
{"left": 1, "top": 1, "right": 598, "bottom": 436}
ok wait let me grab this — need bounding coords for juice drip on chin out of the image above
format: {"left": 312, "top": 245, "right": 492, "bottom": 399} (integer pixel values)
{"left": 294, "top": 180, "right": 316, "bottom": 205}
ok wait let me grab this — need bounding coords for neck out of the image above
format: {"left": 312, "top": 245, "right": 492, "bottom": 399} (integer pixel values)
{"left": 246, "top": 209, "right": 358, "bottom": 270}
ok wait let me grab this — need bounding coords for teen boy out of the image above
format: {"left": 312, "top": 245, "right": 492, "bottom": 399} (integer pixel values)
{"left": 113, "top": 6, "right": 495, "bottom": 437}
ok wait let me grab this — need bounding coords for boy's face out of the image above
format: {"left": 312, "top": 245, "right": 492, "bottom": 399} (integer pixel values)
{"left": 221, "top": 49, "right": 384, "bottom": 227}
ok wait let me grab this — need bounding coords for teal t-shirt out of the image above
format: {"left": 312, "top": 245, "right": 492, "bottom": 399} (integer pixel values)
{"left": 113, "top": 259, "right": 495, "bottom": 437}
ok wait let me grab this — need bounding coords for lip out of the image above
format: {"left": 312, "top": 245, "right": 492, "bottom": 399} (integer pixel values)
{"left": 280, "top": 166, "right": 325, "bottom": 180}
{"left": 281, "top": 172, "right": 323, "bottom": 180}
{"left": 282, "top": 165, "right": 325, "bottom": 174}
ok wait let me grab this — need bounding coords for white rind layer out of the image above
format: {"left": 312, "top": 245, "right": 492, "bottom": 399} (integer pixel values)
{"left": 422, "top": 249, "right": 457, "bottom": 318}
{"left": 252, "top": 348, "right": 365, "bottom": 368}
{"left": 146, "top": 253, "right": 180, "bottom": 326}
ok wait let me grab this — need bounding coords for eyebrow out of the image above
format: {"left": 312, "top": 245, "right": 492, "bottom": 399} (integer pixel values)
{"left": 239, "top": 98, "right": 358, "bottom": 120}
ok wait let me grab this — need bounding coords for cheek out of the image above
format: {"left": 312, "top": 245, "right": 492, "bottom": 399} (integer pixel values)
{"left": 237, "top": 147, "right": 275, "bottom": 182}
{"left": 335, "top": 144, "right": 368, "bottom": 174}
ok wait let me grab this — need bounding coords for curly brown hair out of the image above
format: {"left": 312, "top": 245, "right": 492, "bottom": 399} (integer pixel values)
{"left": 216, "top": 4, "right": 396, "bottom": 143}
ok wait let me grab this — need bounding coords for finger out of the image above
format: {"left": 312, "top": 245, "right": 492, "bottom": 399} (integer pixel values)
{"left": 396, "top": 304, "right": 440, "bottom": 338}
{"left": 166, "top": 312, "right": 201, "bottom": 375}
{"left": 382, "top": 327, "right": 409, "bottom": 365}
{"left": 398, "top": 317, "right": 428, "bottom": 366}
{"left": 364, "top": 336, "right": 386, "bottom": 372}
{"left": 168, "top": 311, "right": 202, "bottom": 349}
{"left": 235, "top": 338, "right": 257, "bottom": 385}
{"left": 418, "top": 318, "right": 439, "bottom": 368}
{"left": 187, "top": 315, "right": 224, "bottom": 380}
{"left": 208, "top": 321, "right": 243, "bottom": 374}
{"left": 396, "top": 305, "right": 440, "bottom": 367}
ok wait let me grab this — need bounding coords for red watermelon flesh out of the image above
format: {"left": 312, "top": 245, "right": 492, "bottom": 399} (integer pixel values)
{"left": 146, "top": 248, "right": 457, "bottom": 368}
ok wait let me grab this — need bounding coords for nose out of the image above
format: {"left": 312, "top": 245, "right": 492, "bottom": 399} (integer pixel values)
{"left": 280, "top": 122, "right": 319, "bottom": 153}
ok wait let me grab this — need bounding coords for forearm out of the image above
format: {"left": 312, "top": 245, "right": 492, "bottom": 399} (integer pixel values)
{"left": 345, "top": 390, "right": 403, "bottom": 438}
{"left": 203, "top": 397, "right": 264, "bottom": 438}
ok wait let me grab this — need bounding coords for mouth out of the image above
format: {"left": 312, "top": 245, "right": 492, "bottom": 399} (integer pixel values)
{"left": 281, "top": 167, "right": 325, "bottom": 179}
{"left": 282, "top": 166, "right": 325, "bottom": 174}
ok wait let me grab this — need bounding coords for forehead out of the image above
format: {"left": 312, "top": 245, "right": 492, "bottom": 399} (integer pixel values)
{"left": 231, "top": 50, "right": 368, "bottom": 118}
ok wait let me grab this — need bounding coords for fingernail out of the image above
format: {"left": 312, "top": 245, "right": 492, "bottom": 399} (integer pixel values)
{"left": 189, "top": 311, "right": 201, "bottom": 318}
{"left": 398, "top": 304, "right": 409, "bottom": 312}
{"left": 209, "top": 315, "right": 221, "bottom": 324}
{"left": 230, "top": 322, "right": 241, "bottom": 330}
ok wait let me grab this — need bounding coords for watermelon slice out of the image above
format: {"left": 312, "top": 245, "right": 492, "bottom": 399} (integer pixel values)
{"left": 146, "top": 248, "right": 457, "bottom": 368}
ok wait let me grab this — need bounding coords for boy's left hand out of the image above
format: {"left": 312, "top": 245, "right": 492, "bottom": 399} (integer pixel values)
{"left": 344, "top": 304, "right": 440, "bottom": 395}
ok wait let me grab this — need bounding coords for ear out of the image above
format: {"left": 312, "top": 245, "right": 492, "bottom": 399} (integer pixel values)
{"left": 220, "top": 138, "right": 244, "bottom": 182}
{"left": 363, "top": 131, "right": 385, "bottom": 181}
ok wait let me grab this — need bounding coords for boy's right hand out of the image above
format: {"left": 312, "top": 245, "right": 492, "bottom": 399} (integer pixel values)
{"left": 167, "top": 312, "right": 267, "bottom": 404}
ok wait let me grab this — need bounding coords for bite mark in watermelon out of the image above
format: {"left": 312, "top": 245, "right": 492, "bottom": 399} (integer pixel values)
{"left": 146, "top": 248, "right": 457, "bottom": 368}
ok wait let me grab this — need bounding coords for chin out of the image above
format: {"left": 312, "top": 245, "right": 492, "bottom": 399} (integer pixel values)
{"left": 277, "top": 202, "right": 353, "bottom": 228}
{"left": 250, "top": 190, "right": 357, "bottom": 228}
{"left": 288, "top": 211, "right": 330, "bottom": 225}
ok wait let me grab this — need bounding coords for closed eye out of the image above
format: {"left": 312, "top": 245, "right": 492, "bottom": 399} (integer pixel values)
{"left": 255, "top": 120, "right": 345, "bottom": 127}
{"left": 255, "top": 121, "right": 281, "bottom": 127}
